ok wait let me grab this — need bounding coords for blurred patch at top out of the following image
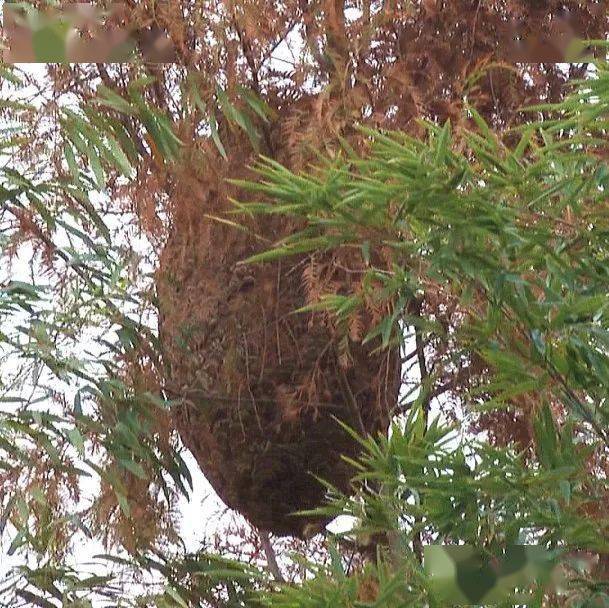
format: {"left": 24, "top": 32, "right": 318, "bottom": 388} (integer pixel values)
{"left": 2, "top": 3, "right": 176, "bottom": 63}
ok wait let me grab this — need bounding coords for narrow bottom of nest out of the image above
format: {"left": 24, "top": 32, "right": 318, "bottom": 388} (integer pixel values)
{"left": 174, "top": 385, "right": 390, "bottom": 538}
{"left": 157, "top": 210, "right": 400, "bottom": 537}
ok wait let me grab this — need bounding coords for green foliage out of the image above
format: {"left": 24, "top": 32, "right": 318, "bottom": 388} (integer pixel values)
{"left": 0, "top": 65, "right": 194, "bottom": 605}
{"left": 233, "top": 60, "right": 609, "bottom": 605}
{"left": 0, "top": 61, "right": 283, "bottom": 608}
{"left": 3, "top": 54, "right": 609, "bottom": 607}
{"left": 240, "top": 62, "right": 609, "bottom": 445}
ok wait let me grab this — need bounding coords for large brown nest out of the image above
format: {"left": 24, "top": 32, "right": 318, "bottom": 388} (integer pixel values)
{"left": 156, "top": 217, "right": 400, "bottom": 537}
{"left": 156, "top": 103, "right": 401, "bottom": 537}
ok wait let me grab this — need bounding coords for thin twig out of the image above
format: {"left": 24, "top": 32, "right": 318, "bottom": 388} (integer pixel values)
{"left": 259, "top": 530, "right": 285, "bottom": 583}
{"left": 412, "top": 297, "right": 430, "bottom": 564}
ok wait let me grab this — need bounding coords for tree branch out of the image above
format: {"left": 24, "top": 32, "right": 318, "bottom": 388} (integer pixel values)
{"left": 259, "top": 530, "right": 285, "bottom": 583}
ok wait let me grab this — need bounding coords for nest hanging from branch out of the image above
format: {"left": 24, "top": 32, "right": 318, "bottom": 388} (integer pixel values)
{"left": 155, "top": 101, "right": 401, "bottom": 537}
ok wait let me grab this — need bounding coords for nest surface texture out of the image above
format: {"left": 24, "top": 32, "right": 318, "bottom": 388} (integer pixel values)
{"left": 156, "top": 104, "right": 400, "bottom": 537}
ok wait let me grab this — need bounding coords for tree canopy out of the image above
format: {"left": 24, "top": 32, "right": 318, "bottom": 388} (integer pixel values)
{"left": 1, "top": 3, "right": 609, "bottom": 607}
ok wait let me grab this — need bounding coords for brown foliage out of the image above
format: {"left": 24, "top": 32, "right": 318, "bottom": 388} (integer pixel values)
{"left": 37, "top": 0, "right": 609, "bottom": 541}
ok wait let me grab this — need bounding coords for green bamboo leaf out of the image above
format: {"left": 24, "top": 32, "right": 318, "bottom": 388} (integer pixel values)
{"left": 0, "top": 65, "right": 23, "bottom": 85}
{"left": 242, "top": 236, "right": 338, "bottom": 264}
{"left": 512, "top": 127, "right": 534, "bottom": 161}
{"left": 94, "top": 85, "right": 134, "bottom": 114}
{"left": 209, "top": 112, "right": 227, "bottom": 160}
{"left": 533, "top": 402, "right": 560, "bottom": 470}
{"left": 237, "top": 85, "right": 276, "bottom": 122}
{"left": 16, "top": 589, "right": 56, "bottom": 608}
{"left": 115, "top": 491, "right": 131, "bottom": 518}
{"left": 466, "top": 105, "right": 498, "bottom": 151}
{"left": 86, "top": 142, "right": 105, "bottom": 190}
{"left": 118, "top": 458, "right": 146, "bottom": 479}
{"left": 104, "top": 134, "right": 133, "bottom": 177}
{"left": 66, "top": 427, "right": 85, "bottom": 456}
{"left": 63, "top": 142, "right": 80, "bottom": 181}
{"left": 552, "top": 294, "right": 606, "bottom": 327}
{"left": 217, "top": 87, "right": 260, "bottom": 149}
{"left": 165, "top": 587, "right": 189, "bottom": 608}
{"left": 105, "top": 116, "right": 140, "bottom": 163}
